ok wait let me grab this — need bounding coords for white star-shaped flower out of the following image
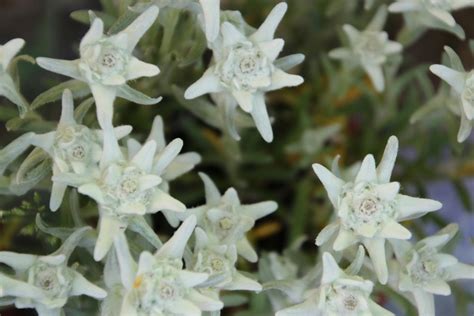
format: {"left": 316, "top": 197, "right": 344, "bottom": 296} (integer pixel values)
{"left": 312, "top": 136, "right": 442, "bottom": 284}
{"left": 0, "top": 227, "right": 107, "bottom": 316}
{"left": 276, "top": 252, "right": 394, "bottom": 316}
{"left": 114, "top": 216, "right": 224, "bottom": 316}
{"left": 390, "top": 224, "right": 474, "bottom": 315}
{"left": 53, "top": 127, "right": 186, "bottom": 261}
{"left": 0, "top": 38, "right": 29, "bottom": 117}
{"left": 126, "top": 115, "right": 201, "bottom": 227}
{"left": 329, "top": 6, "right": 402, "bottom": 92}
{"left": 36, "top": 6, "right": 161, "bottom": 130}
{"left": 430, "top": 46, "right": 474, "bottom": 142}
{"left": 28, "top": 89, "right": 132, "bottom": 211}
{"left": 185, "top": 2, "right": 304, "bottom": 142}
{"left": 178, "top": 172, "right": 277, "bottom": 262}
{"left": 191, "top": 227, "right": 262, "bottom": 291}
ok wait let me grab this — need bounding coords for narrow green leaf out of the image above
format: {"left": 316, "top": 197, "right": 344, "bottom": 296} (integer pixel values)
{"left": 30, "top": 80, "right": 90, "bottom": 111}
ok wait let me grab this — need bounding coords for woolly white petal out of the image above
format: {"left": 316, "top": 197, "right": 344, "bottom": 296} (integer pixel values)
{"left": 355, "top": 154, "right": 377, "bottom": 183}
{"left": 363, "top": 63, "right": 385, "bottom": 92}
{"left": 199, "top": 0, "right": 220, "bottom": 42}
{"left": 70, "top": 270, "right": 107, "bottom": 299}
{"left": 378, "top": 220, "right": 411, "bottom": 239}
{"left": 120, "top": 6, "right": 159, "bottom": 51}
{"left": 1, "top": 38, "right": 25, "bottom": 69}
{"left": 321, "top": 252, "right": 344, "bottom": 284}
{"left": 152, "top": 189, "right": 186, "bottom": 212}
{"left": 156, "top": 215, "right": 197, "bottom": 259}
{"left": 251, "top": 93, "right": 273, "bottom": 142}
{"left": 80, "top": 18, "right": 104, "bottom": 50}
{"left": 153, "top": 138, "right": 183, "bottom": 176}
{"left": 312, "top": 163, "right": 344, "bottom": 207}
{"left": 94, "top": 216, "right": 125, "bottom": 261}
{"left": 198, "top": 172, "right": 221, "bottom": 205}
{"left": 364, "top": 238, "right": 388, "bottom": 284}
{"left": 240, "top": 201, "right": 278, "bottom": 220}
{"left": 0, "top": 252, "right": 36, "bottom": 270}
{"left": 376, "top": 136, "right": 399, "bottom": 183}
{"left": 397, "top": 195, "right": 442, "bottom": 221}
{"left": 184, "top": 68, "right": 223, "bottom": 99}
{"left": 221, "top": 22, "right": 247, "bottom": 47}
{"left": 430, "top": 64, "right": 465, "bottom": 94}
{"left": 315, "top": 221, "right": 339, "bottom": 246}
{"left": 268, "top": 68, "right": 304, "bottom": 91}
{"left": 36, "top": 58, "right": 82, "bottom": 81}
{"left": 259, "top": 39, "right": 284, "bottom": 62}
{"left": 125, "top": 57, "right": 160, "bottom": 81}
{"left": 187, "top": 290, "right": 224, "bottom": 311}
{"left": 132, "top": 140, "right": 157, "bottom": 172}
{"left": 251, "top": 2, "right": 288, "bottom": 42}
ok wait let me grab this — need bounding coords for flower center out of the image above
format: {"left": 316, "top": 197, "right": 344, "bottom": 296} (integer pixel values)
{"left": 219, "top": 217, "right": 234, "bottom": 230}
{"left": 80, "top": 41, "right": 129, "bottom": 84}
{"left": 326, "top": 283, "right": 369, "bottom": 314}
{"left": 343, "top": 294, "right": 359, "bottom": 311}
{"left": 120, "top": 178, "right": 139, "bottom": 196}
{"left": 158, "top": 283, "right": 176, "bottom": 300}
{"left": 29, "top": 263, "right": 72, "bottom": 300}
{"left": 354, "top": 32, "right": 386, "bottom": 64}
{"left": 339, "top": 182, "right": 397, "bottom": 236}
{"left": 210, "top": 257, "right": 225, "bottom": 272}
{"left": 217, "top": 41, "right": 273, "bottom": 92}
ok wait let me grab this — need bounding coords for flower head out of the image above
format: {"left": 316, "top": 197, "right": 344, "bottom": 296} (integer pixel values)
{"left": 0, "top": 38, "right": 29, "bottom": 116}
{"left": 329, "top": 6, "right": 402, "bottom": 92}
{"left": 178, "top": 173, "right": 277, "bottom": 262}
{"left": 191, "top": 227, "right": 262, "bottom": 291}
{"left": 54, "top": 127, "right": 186, "bottom": 261}
{"left": 312, "top": 136, "right": 442, "bottom": 283}
{"left": 390, "top": 224, "right": 474, "bottom": 315}
{"left": 430, "top": 46, "right": 474, "bottom": 142}
{"left": 276, "top": 252, "right": 394, "bottom": 316}
{"left": 29, "top": 89, "right": 132, "bottom": 211}
{"left": 0, "top": 227, "right": 107, "bottom": 315}
{"left": 185, "top": 2, "right": 304, "bottom": 142}
{"left": 36, "top": 7, "right": 161, "bottom": 129}
{"left": 117, "top": 216, "right": 224, "bottom": 315}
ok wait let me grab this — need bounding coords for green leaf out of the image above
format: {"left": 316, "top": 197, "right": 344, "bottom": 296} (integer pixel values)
{"left": 74, "top": 97, "right": 95, "bottom": 124}
{"left": 444, "top": 46, "right": 464, "bottom": 72}
{"left": 11, "top": 148, "right": 51, "bottom": 196}
{"left": 30, "top": 80, "right": 90, "bottom": 111}
{"left": 116, "top": 84, "right": 162, "bottom": 105}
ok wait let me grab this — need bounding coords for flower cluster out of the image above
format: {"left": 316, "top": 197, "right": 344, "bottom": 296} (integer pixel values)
{"left": 0, "top": 0, "right": 472, "bottom": 315}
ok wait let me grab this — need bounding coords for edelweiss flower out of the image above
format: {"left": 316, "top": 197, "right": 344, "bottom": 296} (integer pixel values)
{"left": 430, "top": 47, "right": 474, "bottom": 142}
{"left": 191, "top": 227, "right": 262, "bottom": 291}
{"left": 390, "top": 224, "right": 474, "bottom": 315}
{"left": 127, "top": 115, "right": 201, "bottom": 226}
{"left": 276, "top": 252, "right": 394, "bottom": 316}
{"left": 54, "top": 127, "right": 186, "bottom": 261}
{"left": 312, "top": 136, "right": 442, "bottom": 283}
{"left": 185, "top": 2, "right": 304, "bottom": 142}
{"left": 0, "top": 227, "right": 106, "bottom": 316}
{"left": 0, "top": 38, "right": 29, "bottom": 117}
{"left": 36, "top": 7, "right": 161, "bottom": 129}
{"left": 178, "top": 173, "right": 277, "bottom": 262}
{"left": 389, "top": 0, "right": 473, "bottom": 38}
{"left": 29, "top": 89, "right": 132, "bottom": 211}
{"left": 117, "top": 216, "right": 224, "bottom": 316}
{"left": 329, "top": 6, "right": 402, "bottom": 92}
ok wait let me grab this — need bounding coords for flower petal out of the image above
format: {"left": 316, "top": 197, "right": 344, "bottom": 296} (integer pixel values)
{"left": 90, "top": 84, "right": 117, "bottom": 130}
{"left": 251, "top": 2, "right": 288, "bottom": 42}
{"left": 125, "top": 57, "right": 160, "bottom": 81}
{"left": 259, "top": 39, "right": 284, "bottom": 62}
{"left": 79, "top": 183, "right": 105, "bottom": 204}
{"left": 251, "top": 93, "right": 273, "bottom": 142}
{"left": 329, "top": 47, "right": 352, "bottom": 60}
{"left": 428, "top": 7, "right": 456, "bottom": 26}
{"left": 378, "top": 220, "right": 411, "bottom": 240}
{"left": 152, "top": 189, "right": 186, "bottom": 212}
{"left": 364, "top": 238, "right": 388, "bottom": 284}
{"left": 445, "top": 262, "right": 474, "bottom": 281}
{"left": 0, "top": 252, "right": 36, "bottom": 270}
{"left": 397, "top": 195, "right": 442, "bottom": 221}
{"left": 429, "top": 64, "right": 465, "bottom": 94}
{"left": 355, "top": 154, "right": 377, "bottom": 183}
{"left": 153, "top": 138, "right": 183, "bottom": 176}
{"left": 374, "top": 182, "right": 400, "bottom": 200}
{"left": 376, "top": 136, "right": 399, "bottom": 183}
{"left": 121, "top": 5, "right": 159, "bottom": 51}
{"left": 177, "top": 270, "right": 209, "bottom": 288}
{"left": 237, "top": 238, "right": 258, "bottom": 262}
{"left": 333, "top": 228, "right": 358, "bottom": 251}
{"left": 315, "top": 221, "right": 339, "bottom": 246}
{"left": 232, "top": 90, "right": 255, "bottom": 113}
{"left": 312, "top": 163, "right": 344, "bottom": 207}
{"left": 184, "top": 67, "right": 223, "bottom": 99}
{"left": 50, "top": 181, "right": 67, "bottom": 212}
{"left": 156, "top": 215, "right": 197, "bottom": 259}
{"left": 187, "top": 290, "right": 224, "bottom": 311}
{"left": 132, "top": 140, "right": 157, "bottom": 172}
{"left": 1, "top": 38, "right": 25, "bottom": 69}
{"left": 226, "top": 271, "right": 262, "bottom": 291}
{"left": 321, "top": 252, "right": 344, "bottom": 284}
{"left": 388, "top": 1, "right": 421, "bottom": 13}
{"left": 70, "top": 270, "right": 107, "bottom": 299}
{"left": 94, "top": 215, "right": 126, "bottom": 261}
{"left": 36, "top": 58, "right": 82, "bottom": 81}
{"left": 240, "top": 201, "right": 278, "bottom": 220}
{"left": 80, "top": 18, "right": 104, "bottom": 50}
{"left": 363, "top": 63, "right": 385, "bottom": 92}
{"left": 199, "top": 0, "right": 220, "bottom": 42}
{"left": 424, "top": 278, "right": 451, "bottom": 295}
{"left": 268, "top": 68, "right": 304, "bottom": 91}
{"left": 198, "top": 172, "right": 221, "bottom": 205}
